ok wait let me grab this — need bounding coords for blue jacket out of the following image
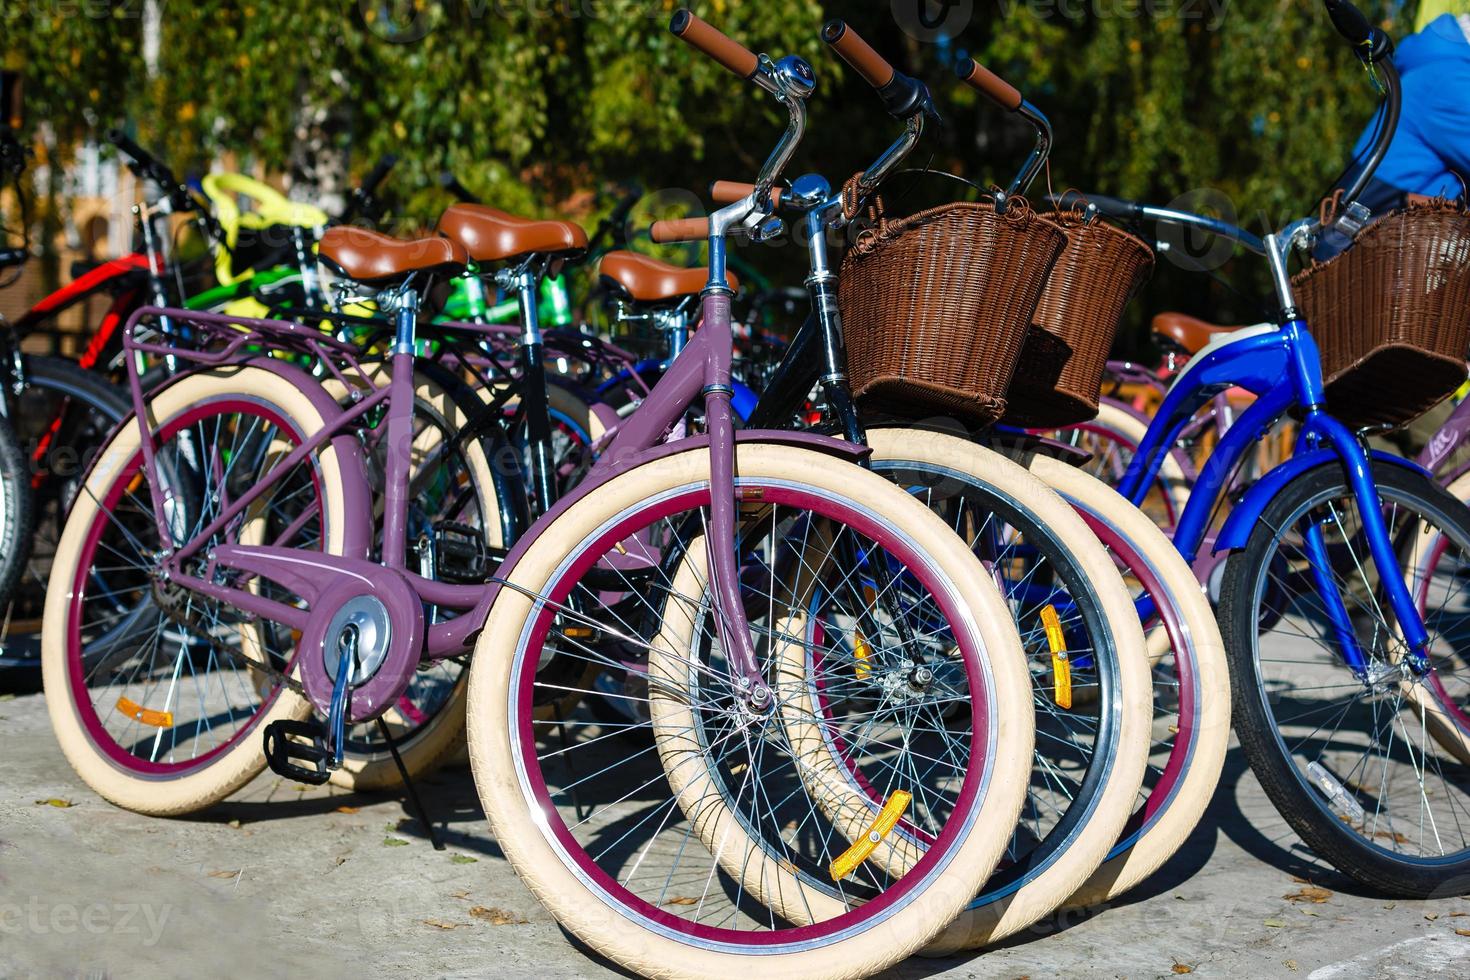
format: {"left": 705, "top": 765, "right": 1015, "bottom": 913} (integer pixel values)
{"left": 1350, "top": 13, "right": 1470, "bottom": 199}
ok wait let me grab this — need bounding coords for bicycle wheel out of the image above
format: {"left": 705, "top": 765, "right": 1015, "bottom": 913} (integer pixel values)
{"left": 466, "top": 443, "right": 1034, "bottom": 977}
{"left": 1010, "top": 449, "right": 1230, "bottom": 910}
{"left": 0, "top": 414, "right": 31, "bottom": 613}
{"left": 0, "top": 356, "right": 127, "bottom": 693}
{"left": 1043, "top": 399, "right": 1190, "bottom": 530}
{"left": 705, "top": 428, "right": 1152, "bottom": 950}
{"left": 318, "top": 364, "right": 502, "bottom": 791}
{"left": 42, "top": 366, "right": 350, "bottom": 815}
{"left": 1219, "top": 460, "right": 1470, "bottom": 895}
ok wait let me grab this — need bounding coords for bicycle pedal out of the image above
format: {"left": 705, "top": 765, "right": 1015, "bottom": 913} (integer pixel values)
{"left": 425, "top": 521, "right": 495, "bottom": 583}
{"left": 262, "top": 719, "right": 332, "bottom": 785}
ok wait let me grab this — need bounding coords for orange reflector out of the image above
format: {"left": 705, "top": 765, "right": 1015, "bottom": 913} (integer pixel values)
{"left": 116, "top": 697, "right": 173, "bottom": 729}
{"left": 829, "top": 790, "right": 912, "bottom": 882}
{"left": 1040, "top": 605, "right": 1071, "bottom": 709}
{"left": 563, "top": 626, "right": 595, "bottom": 640}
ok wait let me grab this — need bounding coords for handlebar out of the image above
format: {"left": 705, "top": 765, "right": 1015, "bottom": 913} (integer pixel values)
{"left": 955, "top": 57, "right": 1022, "bottom": 113}
{"left": 439, "top": 171, "right": 481, "bottom": 205}
{"left": 341, "top": 155, "right": 398, "bottom": 225}
{"left": 821, "top": 19, "right": 892, "bottom": 88}
{"left": 1324, "top": 0, "right": 1393, "bottom": 63}
{"left": 1318, "top": 0, "right": 1399, "bottom": 225}
{"left": 709, "top": 180, "right": 785, "bottom": 208}
{"left": 106, "top": 129, "right": 184, "bottom": 195}
{"left": 823, "top": 20, "right": 935, "bottom": 121}
{"left": 650, "top": 216, "right": 710, "bottom": 244}
{"left": 1045, "top": 191, "right": 1268, "bottom": 255}
{"left": 670, "top": 8, "right": 759, "bottom": 80}
{"left": 954, "top": 57, "right": 1052, "bottom": 203}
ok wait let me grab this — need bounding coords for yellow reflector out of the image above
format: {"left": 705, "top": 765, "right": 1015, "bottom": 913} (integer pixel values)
{"left": 830, "top": 790, "right": 912, "bottom": 882}
{"left": 563, "top": 626, "right": 595, "bottom": 640}
{"left": 1040, "top": 604, "right": 1072, "bottom": 709}
{"left": 116, "top": 697, "right": 173, "bottom": 729}
{"left": 853, "top": 630, "right": 871, "bottom": 679}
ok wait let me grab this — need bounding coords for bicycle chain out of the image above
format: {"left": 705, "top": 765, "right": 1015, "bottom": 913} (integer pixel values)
{"left": 158, "top": 594, "right": 311, "bottom": 699}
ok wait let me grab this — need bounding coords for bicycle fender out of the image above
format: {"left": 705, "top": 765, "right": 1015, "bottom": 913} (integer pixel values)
{"left": 1213, "top": 449, "right": 1432, "bottom": 553}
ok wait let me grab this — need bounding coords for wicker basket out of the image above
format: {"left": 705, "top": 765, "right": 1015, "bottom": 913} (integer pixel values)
{"left": 838, "top": 194, "right": 1067, "bottom": 424}
{"left": 1001, "top": 211, "right": 1155, "bottom": 427}
{"left": 1295, "top": 199, "right": 1470, "bottom": 430}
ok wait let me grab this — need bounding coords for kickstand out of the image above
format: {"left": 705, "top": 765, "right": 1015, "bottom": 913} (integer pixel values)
{"left": 375, "top": 717, "right": 445, "bottom": 851}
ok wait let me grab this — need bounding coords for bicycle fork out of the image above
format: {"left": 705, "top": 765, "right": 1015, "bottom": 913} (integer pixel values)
{"left": 1296, "top": 411, "right": 1432, "bottom": 679}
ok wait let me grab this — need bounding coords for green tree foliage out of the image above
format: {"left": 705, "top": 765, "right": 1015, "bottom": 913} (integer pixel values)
{"left": 5, "top": 0, "right": 1421, "bottom": 338}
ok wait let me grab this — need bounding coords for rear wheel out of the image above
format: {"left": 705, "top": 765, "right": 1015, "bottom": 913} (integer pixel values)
{"left": 42, "top": 367, "right": 348, "bottom": 815}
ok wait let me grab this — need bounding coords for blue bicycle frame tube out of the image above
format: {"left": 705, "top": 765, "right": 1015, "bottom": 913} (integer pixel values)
{"left": 1119, "top": 315, "right": 1432, "bottom": 676}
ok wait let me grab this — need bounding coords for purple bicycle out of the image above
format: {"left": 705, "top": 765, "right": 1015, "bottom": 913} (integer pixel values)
{"left": 40, "top": 12, "right": 1041, "bottom": 975}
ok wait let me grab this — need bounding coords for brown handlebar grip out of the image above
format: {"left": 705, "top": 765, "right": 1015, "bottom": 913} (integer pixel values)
{"left": 956, "top": 57, "right": 1022, "bottom": 112}
{"left": 821, "top": 20, "right": 895, "bottom": 89}
{"left": 670, "top": 9, "right": 759, "bottom": 80}
{"left": 708, "top": 180, "right": 784, "bottom": 207}
{"left": 650, "top": 216, "right": 711, "bottom": 244}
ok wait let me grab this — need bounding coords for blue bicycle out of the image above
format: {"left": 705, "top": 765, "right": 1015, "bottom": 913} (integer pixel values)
{"left": 1079, "top": 1, "right": 1470, "bottom": 895}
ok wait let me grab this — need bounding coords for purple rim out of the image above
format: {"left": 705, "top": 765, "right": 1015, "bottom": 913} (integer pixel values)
{"left": 68, "top": 399, "right": 314, "bottom": 776}
{"left": 513, "top": 481, "right": 993, "bottom": 946}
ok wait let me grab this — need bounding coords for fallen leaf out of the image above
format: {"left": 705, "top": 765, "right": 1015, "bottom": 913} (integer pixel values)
{"left": 1455, "top": 928, "right": 1470, "bottom": 937}
{"left": 1285, "top": 960, "right": 1299, "bottom": 972}
{"left": 34, "top": 798, "right": 75, "bottom": 808}
{"left": 1264, "top": 918, "right": 1287, "bottom": 928}
{"left": 1449, "top": 912, "right": 1468, "bottom": 918}
{"left": 207, "top": 870, "right": 240, "bottom": 879}
{"left": 664, "top": 896, "right": 700, "bottom": 907}
{"left": 334, "top": 805, "right": 360, "bottom": 814}
{"left": 1384, "top": 903, "right": 1397, "bottom": 910}
{"left": 1300, "top": 909, "right": 1320, "bottom": 917}
{"left": 1284, "top": 885, "right": 1332, "bottom": 904}
{"left": 383, "top": 837, "right": 410, "bottom": 847}
{"left": 334, "top": 856, "right": 347, "bottom": 867}
{"left": 1426, "top": 912, "right": 1439, "bottom": 921}
{"left": 449, "top": 854, "right": 477, "bottom": 864}
{"left": 1290, "top": 876, "right": 1310, "bottom": 884}
{"left": 469, "top": 906, "right": 526, "bottom": 926}
{"left": 227, "top": 819, "right": 242, "bottom": 829}
{"left": 1172, "top": 964, "right": 1193, "bottom": 975}
{"left": 450, "top": 889, "right": 471, "bottom": 901}
{"left": 422, "top": 919, "right": 461, "bottom": 930}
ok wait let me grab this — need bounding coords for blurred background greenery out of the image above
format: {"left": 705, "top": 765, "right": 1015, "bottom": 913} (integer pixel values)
{"left": 1, "top": 0, "right": 1442, "bottom": 347}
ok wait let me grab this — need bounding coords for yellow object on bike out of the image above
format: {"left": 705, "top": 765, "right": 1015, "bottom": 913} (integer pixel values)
{"left": 828, "top": 790, "right": 912, "bottom": 882}
{"left": 1040, "top": 604, "right": 1072, "bottom": 709}
{"left": 201, "top": 172, "right": 328, "bottom": 286}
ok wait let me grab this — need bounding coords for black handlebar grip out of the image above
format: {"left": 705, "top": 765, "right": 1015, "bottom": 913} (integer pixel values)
{"left": 1324, "top": 0, "right": 1375, "bottom": 47}
{"left": 360, "top": 155, "right": 398, "bottom": 196}
{"left": 105, "top": 128, "right": 177, "bottom": 188}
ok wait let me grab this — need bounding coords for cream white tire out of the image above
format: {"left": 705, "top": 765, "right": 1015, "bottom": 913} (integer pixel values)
{"left": 1007, "top": 447, "right": 1231, "bottom": 910}
{"left": 466, "top": 443, "right": 1035, "bottom": 980}
{"left": 788, "top": 429, "right": 1153, "bottom": 953}
{"left": 42, "top": 367, "right": 345, "bottom": 816}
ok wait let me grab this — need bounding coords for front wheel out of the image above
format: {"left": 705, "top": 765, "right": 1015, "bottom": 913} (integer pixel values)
{"left": 466, "top": 443, "right": 1034, "bottom": 978}
{"left": 1219, "top": 461, "right": 1470, "bottom": 896}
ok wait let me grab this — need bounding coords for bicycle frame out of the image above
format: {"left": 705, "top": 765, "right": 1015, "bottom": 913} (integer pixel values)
{"left": 111, "top": 50, "right": 832, "bottom": 718}
{"left": 1115, "top": 248, "right": 1433, "bottom": 675}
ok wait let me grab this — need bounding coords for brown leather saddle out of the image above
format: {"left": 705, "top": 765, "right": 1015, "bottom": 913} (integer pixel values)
{"left": 318, "top": 226, "right": 467, "bottom": 286}
{"left": 599, "top": 250, "right": 737, "bottom": 303}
